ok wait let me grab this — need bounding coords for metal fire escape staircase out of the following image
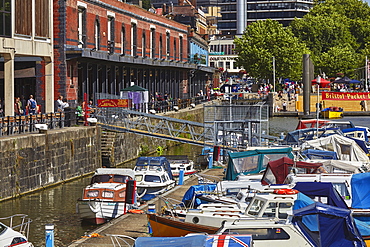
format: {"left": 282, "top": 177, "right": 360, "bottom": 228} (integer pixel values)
{"left": 95, "top": 108, "right": 216, "bottom": 147}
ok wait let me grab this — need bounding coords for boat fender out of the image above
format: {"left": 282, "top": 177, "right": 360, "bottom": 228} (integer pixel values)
{"left": 128, "top": 209, "right": 144, "bottom": 214}
{"left": 273, "top": 189, "right": 299, "bottom": 195}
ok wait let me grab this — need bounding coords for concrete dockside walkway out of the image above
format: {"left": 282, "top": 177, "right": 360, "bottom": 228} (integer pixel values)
{"left": 68, "top": 168, "right": 225, "bottom": 246}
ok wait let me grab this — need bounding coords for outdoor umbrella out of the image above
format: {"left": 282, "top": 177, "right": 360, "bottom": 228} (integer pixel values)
{"left": 349, "top": 79, "right": 362, "bottom": 84}
{"left": 311, "top": 78, "right": 331, "bottom": 87}
{"left": 334, "top": 76, "right": 351, "bottom": 83}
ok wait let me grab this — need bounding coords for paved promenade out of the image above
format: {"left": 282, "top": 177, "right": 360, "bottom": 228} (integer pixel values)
{"left": 68, "top": 168, "right": 224, "bottom": 246}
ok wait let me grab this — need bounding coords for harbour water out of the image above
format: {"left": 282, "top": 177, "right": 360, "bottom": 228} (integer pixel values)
{"left": 0, "top": 144, "right": 203, "bottom": 246}
{"left": 1, "top": 116, "right": 370, "bottom": 246}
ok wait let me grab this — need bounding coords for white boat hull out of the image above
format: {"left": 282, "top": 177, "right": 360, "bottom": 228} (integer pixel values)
{"left": 77, "top": 200, "right": 131, "bottom": 224}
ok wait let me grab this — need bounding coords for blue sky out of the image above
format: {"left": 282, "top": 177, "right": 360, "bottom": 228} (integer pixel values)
{"left": 364, "top": 0, "right": 370, "bottom": 4}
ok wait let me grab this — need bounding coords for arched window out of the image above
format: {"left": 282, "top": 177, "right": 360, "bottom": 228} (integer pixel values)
{"left": 94, "top": 19, "right": 100, "bottom": 50}
{"left": 159, "top": 36, "right": 163, "bottom": 59}
{"left": 131, "top": 22, "right": 137, "bottom": 56}
{"left": 142, "top": 33, "right": 146, "bottom": 57}
{"left": 121, "top": 26, "right": 125, "bottom": 55}
{"left": 179, "top": 36, "right": 183, "bottom": 61}
{"left": 150, "top": 28, "right": 155, "bottom": 58}
{"left": 173, "top": 38, "right": 177, "bottom": 60}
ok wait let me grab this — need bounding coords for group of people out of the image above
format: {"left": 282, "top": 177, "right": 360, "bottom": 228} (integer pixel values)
{"left": 14, "top": 95, "right": 38, "bottom": 116}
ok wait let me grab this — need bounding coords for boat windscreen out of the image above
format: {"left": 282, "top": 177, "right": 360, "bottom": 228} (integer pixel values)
{"left": 91, "top": 174, "right": 111, "bottom": 184}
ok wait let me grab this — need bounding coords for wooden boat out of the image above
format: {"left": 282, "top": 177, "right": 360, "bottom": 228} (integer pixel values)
{"left": 320, "top": 106, "right": 343, "bottom": 119}
{"left": 76, "top": 168, "right": 136, "bottom": 224}
{"left": 147, "top": 213, "right": 218, "bottom": 237}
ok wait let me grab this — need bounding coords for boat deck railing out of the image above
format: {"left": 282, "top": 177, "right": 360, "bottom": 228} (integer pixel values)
{"left": 0, "top": 214, "right": 32, "bottom": 239}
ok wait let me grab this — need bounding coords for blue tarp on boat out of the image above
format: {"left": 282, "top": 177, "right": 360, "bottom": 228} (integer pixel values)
{"left": 302, "top": 149, "right": 338, "bottom": 160}
{"left": 293, "top": 202, "right": 365, "bottom": 247}
{"left": 293, "top": 182, "right": 348, "bottom": 209}
{"left": 282, "top": 128, "right": 342, "bottom": 145}
{"left": 182, "top": 184, "right": 217, "bottom": 207}
{"left": 135, "top": 235, "right": 207, "bottom": 247}
{"left": 226, "top": 147, "right": 294, "bottom": 180}
{"left": 351, "top": 173, "right": 370, "bottom": 209}
{"left": 135, "top": 235, "right": 253, "bottom": 247}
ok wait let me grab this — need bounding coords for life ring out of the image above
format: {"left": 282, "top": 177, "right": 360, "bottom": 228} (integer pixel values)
{"left": 273, "top": 189, "right": 299, "bottom": 195}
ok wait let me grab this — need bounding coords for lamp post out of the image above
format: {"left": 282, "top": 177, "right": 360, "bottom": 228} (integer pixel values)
{"left": 272, "top": 56, "right": 276, "bottom": 92}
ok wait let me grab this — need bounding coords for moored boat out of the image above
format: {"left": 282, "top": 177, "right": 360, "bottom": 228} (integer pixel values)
{"left": 0, "top": 214, "right": 33, "bottom": 247}
{"left": 321, "top": 106, "right": 343, "bottom": 119}
{"left": 134, "top": 157, "right": 176, "bottom": 201}
{"left": 76, "top": 168, "right": 136, "bottom": 224}
{"left": 161, "top": 155, "right": 197, "bottom": 177}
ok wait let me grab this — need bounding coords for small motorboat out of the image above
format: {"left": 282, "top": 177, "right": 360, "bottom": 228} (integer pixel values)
{"left": 134, "top": 157, "right": 176, "bottom": 201}
{"left": 321, "top": 106, "right": 343, "bottom": 119}
{"left": 76, "top": 168, "right": 136, "bottom": 224}
{"left": 161, "top": 155, "right": 197, "bottom": 177}
{"left": 0, "top": 214, "right": 33, "bottom": 247}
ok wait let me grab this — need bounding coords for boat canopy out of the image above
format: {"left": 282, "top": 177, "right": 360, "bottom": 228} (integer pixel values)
{"left": 302, "top": 149, "right": 338, "bottom": 160}
{"left": 293, "top": 182, "right": 348, "bottom": 209}
{"left": 225, "top": 147, "right": 294, "bottom": 180}
{"left": 135, "top": 157, "right": 173, "bottom": 179}
{"left": 182, "top": 184, "right": 217, "bottom": 207}
{"left": 302, "top": 134, "right": 369, "bottom": 163}
{"left": 95, "top": 168, "right": 135, "bottom": 179}
{"left": 281, "top": 127, "right": 342, "bottom": 145}
{"left": 292, "top": 202, "right": 365, "bottom": 247}
{"left": 351, "top": 173, "right": 370, "bottom": 209}
{"left": 296, "top": 119, "right": 355, "bottom": 130}
{"left": 261, "top": 157, "right": 322, "bottom": 185}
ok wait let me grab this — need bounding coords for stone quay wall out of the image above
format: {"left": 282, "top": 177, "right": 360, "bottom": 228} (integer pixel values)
{"left": 0, "top": 127, "right": 101, "bottom": 200}
{"left": 0, "top": 105, "right": 205, "bottom": 200}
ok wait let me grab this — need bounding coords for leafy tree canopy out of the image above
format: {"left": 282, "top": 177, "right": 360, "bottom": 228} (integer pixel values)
{"left": 234, "top": 19, "right": 308, "bottom": 81}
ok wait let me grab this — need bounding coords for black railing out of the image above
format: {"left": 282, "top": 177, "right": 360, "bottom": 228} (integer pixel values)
{"left": 0, "top": 112, "right": 80, "bottom": 137}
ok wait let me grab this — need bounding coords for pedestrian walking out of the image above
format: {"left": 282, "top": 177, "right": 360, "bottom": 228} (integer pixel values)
{"left": 282, "top": 101, "right": 287, "bottom": 112}
{"left": 27, "top": 95, "right": 37, "bottom": 115}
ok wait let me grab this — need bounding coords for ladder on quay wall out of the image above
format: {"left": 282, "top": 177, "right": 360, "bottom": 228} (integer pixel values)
{"left": 101, "top": 130, "right": 117, "bottom": 167}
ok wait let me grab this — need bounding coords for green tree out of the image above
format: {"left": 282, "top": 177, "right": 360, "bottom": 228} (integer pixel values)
{"left": 290, "top": 0, "right": 370, "bottom": 77}
{"left": 234, "top": 19, "right": 308, "bottom": 82}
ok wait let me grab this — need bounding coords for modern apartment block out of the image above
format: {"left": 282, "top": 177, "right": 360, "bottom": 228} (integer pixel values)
{"left": 218, "top": 0, "right": 314, "bottom": 36}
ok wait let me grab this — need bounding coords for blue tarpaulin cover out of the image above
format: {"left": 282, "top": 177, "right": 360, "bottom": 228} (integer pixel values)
{"left": 135, "top": 235, "right": 207, "bottom": 247}
{"left": 182, "top": 184, "right": 217, "bottom": 207}
{"left": 293, "top": 182, "right": 348, "bottom": 209}
{"left": 351, "top": 173, "right": 370, "bottom": 209}
{"left": 302, "top": 149, "right": 338, "bottom": 160}
{"left": 293, "top": 202, "right": 365, "bottom": 247}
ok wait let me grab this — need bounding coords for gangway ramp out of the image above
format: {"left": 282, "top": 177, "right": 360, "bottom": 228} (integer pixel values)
{"left": 95, "top": 108, "right": 216, "bottom": 147}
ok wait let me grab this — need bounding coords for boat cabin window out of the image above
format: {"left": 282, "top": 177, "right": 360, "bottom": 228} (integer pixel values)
{"left": 119, "top": 191, "right": 126, "bottom": 198}
{"left": 135, "top": 165, "right": 148, "bottom": 171}
{"left": 161, "top": 174, "right": 167, "bottom": 182}
{"left": 113, "top": 175, "right": 129, "bottom": 183}
{"left": 91, "top": 175, "right": 111, "bottom": 184}
{"left": 102, "top": 191, "right": 114, "bottom": 198}
{"left": 278, "top": 202, "right": 292, "bottom": 219}
{"left": 247, "top": 198, "right": 266, "bottom": 216}
{"left": 149, "top": 165, "right": 163, "bottom": 172}
{"left": 144, "top": 175, "right": 161, "bottom": 183}
{"left": 86, "top": 190, "right": 99, "bottom": 197}
{"left": 135, "top": 175, "right": 143, "bottom": 182}
{"left": 0, "top": 223, "right": 7, "bottom": 235}
{"left": 333, "top": 183, "right": 351, "bottom": 200}
{"left": 222, "top": 228, "right": 290, "bottom": 240}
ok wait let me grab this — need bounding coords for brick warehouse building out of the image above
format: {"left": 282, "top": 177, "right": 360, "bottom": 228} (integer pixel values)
{"left": 55, "top": 0, "right": 214, "bottom": 107}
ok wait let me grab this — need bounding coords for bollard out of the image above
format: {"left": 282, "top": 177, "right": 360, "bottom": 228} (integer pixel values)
{"left": 45, "top": 224, "right": 54, "bottom": 247}
{"left": 208, "top": 155, "right": 213, "bottom": 169}
{"left": 147, "top": 204, "right": 156, "bottom": 235}
{"left": 178, "top": 169, "right": 185, "bottom": 185}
